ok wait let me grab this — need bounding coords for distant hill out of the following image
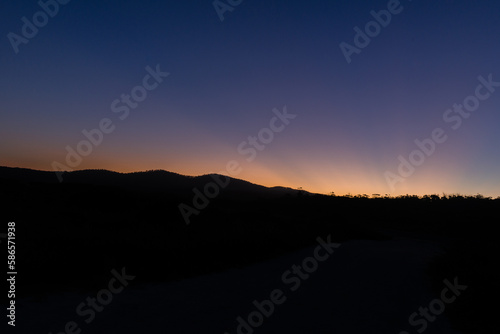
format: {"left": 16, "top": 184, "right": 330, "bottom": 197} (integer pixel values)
{"left": 1, "top": 166, "right": 498, "bottom": 334}
{"left": 0, "top": 166, "right": 308, "bottom": 199}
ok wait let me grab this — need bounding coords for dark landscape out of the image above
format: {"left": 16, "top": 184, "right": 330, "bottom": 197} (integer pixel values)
{"left": 1, "top": 166, "right": 498, "bottom": 333}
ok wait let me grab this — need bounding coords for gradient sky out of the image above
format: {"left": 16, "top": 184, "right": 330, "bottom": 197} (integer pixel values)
{"left": 1, "top": 0, "right": 500, "bottom": 196}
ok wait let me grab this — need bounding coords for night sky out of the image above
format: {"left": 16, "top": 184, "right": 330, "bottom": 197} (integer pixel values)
{"left": 1, "top": 0, "right": 500, "bottom": 196}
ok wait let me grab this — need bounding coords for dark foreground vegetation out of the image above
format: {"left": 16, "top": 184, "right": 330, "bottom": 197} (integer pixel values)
{"left": 0, "top": 166, "right": 498, "bottom": 333}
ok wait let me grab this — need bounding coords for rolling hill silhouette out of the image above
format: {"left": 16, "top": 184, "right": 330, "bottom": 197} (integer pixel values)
{"left": 1, "top": 166, "right": 498, "bottom": 333}
{"left": 0, "top": 166, "right": 307, "bottom": 199}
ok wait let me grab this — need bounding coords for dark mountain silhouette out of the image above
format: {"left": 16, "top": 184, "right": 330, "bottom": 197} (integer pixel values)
{"left": 0, "top": 166, "right": 307, "bottom": 199}
{"left": 1, "top": 166, "right": 498, "bottom": 333}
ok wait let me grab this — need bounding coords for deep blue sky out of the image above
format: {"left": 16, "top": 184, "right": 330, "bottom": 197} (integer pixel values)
{"left": 1, "top": 0, "right": 500, "bottom": 196}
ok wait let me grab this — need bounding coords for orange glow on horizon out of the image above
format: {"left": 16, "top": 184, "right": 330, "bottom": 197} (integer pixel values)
{"left": 3, "top": 157, "right": 498, "bottom": 198}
